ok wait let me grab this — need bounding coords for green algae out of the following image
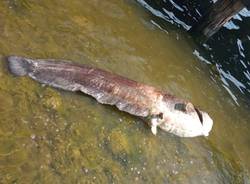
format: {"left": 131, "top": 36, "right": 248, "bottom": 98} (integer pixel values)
{"left": 108, "top": 128, "right": 130, "bottom": 155}
{"left": 40, "top": 88, "right": 63, "bottom": 111}
{"left": 0, "top": 0, "right": 250, "bottom": 183}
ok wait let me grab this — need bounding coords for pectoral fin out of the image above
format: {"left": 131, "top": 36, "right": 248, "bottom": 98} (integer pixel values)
{"left": 150, "top": 118, "right": 159, "bottom": 135}
{"left": 151, "top": 124, "right": 157, "bottom": 135}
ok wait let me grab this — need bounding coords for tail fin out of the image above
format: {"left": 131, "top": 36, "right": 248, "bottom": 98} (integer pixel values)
{"left": 7, "top": 56, "right": 31, "bottom": 76}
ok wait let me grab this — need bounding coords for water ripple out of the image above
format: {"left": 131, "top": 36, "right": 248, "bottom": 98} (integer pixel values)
{"left": 136, "top": 0, "right": 191, "bottom": 30}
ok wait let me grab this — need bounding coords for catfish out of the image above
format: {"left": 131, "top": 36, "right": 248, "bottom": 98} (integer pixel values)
{"left": 7, "top": 56, "right": 213, "bottom": 137}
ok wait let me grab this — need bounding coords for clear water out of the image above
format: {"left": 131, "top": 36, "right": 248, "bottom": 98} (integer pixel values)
{"left": 0, "top": 0, "right": 250, "bottom": 183}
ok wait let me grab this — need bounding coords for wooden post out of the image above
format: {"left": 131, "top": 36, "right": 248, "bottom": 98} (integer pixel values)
{"left": 190, "top": 0, "right": 248, "bottom": 39}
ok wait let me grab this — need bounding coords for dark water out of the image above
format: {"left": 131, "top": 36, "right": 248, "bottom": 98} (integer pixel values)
{"left": 0, "top": 0, "right": 250, "bottom": 183}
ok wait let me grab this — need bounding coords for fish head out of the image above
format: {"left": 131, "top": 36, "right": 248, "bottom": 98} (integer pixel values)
{"left": 156, "top": 101, "right": 213, "bottom": 137}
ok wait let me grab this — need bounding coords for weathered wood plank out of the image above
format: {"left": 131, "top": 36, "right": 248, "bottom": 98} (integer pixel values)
{"left": 190, "top": 0, "right": 245, "bottom": 39}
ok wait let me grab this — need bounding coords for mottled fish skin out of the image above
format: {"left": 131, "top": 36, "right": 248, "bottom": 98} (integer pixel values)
{"left": 7, "top": 56, "right": 213, "bottom": 137}
{"left": 26, "top": 58, "right": 161, "bottom": 117}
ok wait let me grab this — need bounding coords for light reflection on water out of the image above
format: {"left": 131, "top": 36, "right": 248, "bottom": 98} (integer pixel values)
{"left": 137, "top": 0, "right": 250, "bottom": 105}
{"left": 136, "top": 0, "right": 191, "bottom": 30}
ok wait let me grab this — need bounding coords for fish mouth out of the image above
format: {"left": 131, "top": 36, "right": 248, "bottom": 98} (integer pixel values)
{"left": 174, "top": 103, "right": 204, "bottom": 125}
{"left": 194, "top": 107, "right": 203, "bottom": 125}
{"left": 194, "top": 107, "right": 214, "bottom": 137}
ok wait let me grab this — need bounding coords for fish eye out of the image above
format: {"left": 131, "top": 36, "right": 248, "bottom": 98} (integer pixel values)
{"left": 194, "top": 108, "right": 203, "bottom": 125}
{"left": 174, "top": 102, "right": 194, "bottom": 113}
{"left": 158, "top": 112, "right": 163, "bottom": 119}
{"left": 174, "top": 103, "right": 186, "bottom": 112}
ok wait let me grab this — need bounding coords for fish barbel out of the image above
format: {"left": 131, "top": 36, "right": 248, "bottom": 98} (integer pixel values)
{"left": 7, "top": 56, "right": 213, "bottom": 137}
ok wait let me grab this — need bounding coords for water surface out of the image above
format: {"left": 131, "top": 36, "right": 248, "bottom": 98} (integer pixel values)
{"left": 0, "top": 0, "right": 250, "bottom": 183}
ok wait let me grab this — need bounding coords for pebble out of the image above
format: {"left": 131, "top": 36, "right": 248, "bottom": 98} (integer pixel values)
{"left": 31, "top": 134, "right": 36, "bottom": 140}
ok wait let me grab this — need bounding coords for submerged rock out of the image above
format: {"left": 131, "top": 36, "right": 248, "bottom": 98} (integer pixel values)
{"left": 40, "top": 88, "right": 62, "bottom": 111}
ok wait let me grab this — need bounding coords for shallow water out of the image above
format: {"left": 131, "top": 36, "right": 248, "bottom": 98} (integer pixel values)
{"left": 0, "top": 0, "right": 250, "bottom": 183}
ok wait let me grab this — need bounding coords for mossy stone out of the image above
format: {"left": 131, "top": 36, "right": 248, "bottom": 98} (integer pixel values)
{"left": 40, "top": 88, "right": 62, "bottom": 111}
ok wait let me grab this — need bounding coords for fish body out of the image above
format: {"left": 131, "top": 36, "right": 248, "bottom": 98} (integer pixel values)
{"left": 7, "top": 56, "right": 213, "bottom": 137}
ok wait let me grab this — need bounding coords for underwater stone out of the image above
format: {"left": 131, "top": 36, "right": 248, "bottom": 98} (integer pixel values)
{"left": 41, "top": 88, "right": 62, "bottom": 111}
